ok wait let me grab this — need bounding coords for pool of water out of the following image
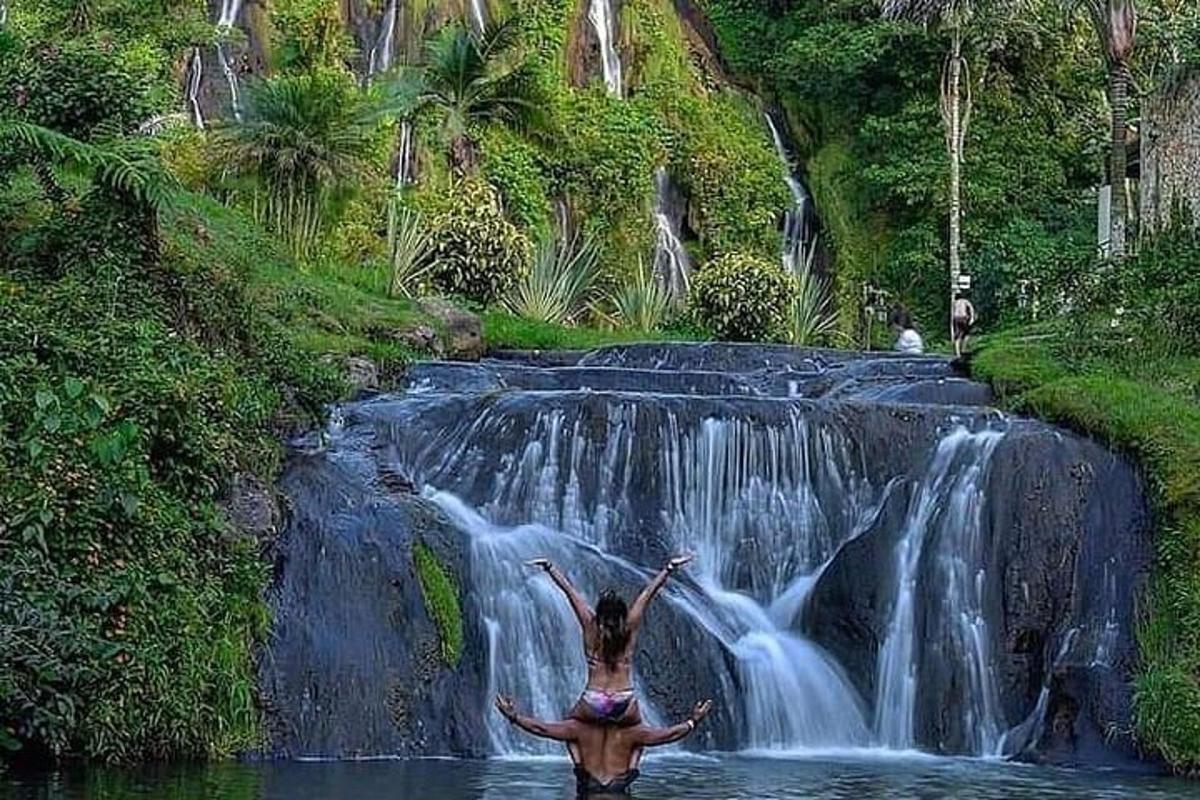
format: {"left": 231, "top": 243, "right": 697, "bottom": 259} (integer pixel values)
{"left": 7, "top": 753, "right": 1200, "bottom": 800}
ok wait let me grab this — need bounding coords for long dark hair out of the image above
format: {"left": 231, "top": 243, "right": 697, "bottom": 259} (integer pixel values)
{"left": 594, "top": 589, "right": 630, "bottom": 668}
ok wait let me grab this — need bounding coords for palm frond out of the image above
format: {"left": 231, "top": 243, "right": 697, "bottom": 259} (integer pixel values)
{"left": 606, "top": 257, "right": 672, "bottom": 333}
{"left": 387, "top": 204, "right": 437, "bottom": 298}
{"left": 786, "top": 267, "right": 841, "bottom": 347}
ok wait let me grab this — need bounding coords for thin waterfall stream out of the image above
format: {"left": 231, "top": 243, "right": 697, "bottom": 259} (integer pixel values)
{"left": 765, "top": 113, "right": 815, "bottom": 274}
{"left": 589, "top": 0, "right": 623, "bottom": 96}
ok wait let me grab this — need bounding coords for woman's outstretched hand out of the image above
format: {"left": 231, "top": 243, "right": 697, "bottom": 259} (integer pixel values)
{"left": 689, "top": 700, "right": 713, "bottom": 724}
{"left": 524, "top": 558, "right": 553, "bottom": 572}
{"left": 666, "top": 553, "right": 694, "bottom": 573}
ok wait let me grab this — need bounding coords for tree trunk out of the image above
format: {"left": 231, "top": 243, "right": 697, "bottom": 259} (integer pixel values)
{"left": 450, "top": 134, "right": 477, "bottom": 176}
{"left": 945, "top": 25, "right": 965, "bottom": 339}
{"left": 1108, "top": 60, "right": 1129, "bottom": 259}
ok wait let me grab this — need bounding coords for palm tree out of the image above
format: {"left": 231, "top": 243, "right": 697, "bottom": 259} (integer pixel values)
{"left": 389, "top": 19, "right": 546, "bottom": 175}
{"left": 215, "top": 71, "right": 390, "bottom": 259}
{"left": 1073, "top": 0, "right": 1137, "bottom": 260}
{"left": 882, "top": 0, "right": 974, "bottom": 337}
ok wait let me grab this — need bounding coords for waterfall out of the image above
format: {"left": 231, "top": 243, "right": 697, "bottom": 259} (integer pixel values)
{"left": 368, "top": 0, "right": 400, "bottom": 76}
{"left": 186, "top": 48, "right": 205, "bottom": 129}
{"left": 588, "top": 0, "right": 622, "bottom": 96}
{"left": 652, "top": 168, "right": 691, "bottom": 303}
{"left": 874, "top": 427, "right": 1006, "bottom": 750}
{"left": 216, "top": 42, "right": 243, "bottom": 122}
{"left": 396, "top": 120, "right": 415, "bottom": 188}
{"left": 765, "top": 114, "right": 815, "bottom": 274}
{"left": 218, "top": 0, "right": 243, "bottom": 28}
{"left": 0, "top": 2, "right": 8, "bottom": 26}
{"left": 372, "top": 392, "right": 883, "bottom": 754}
{"left": 468, "top": 0, "right": 488, "bottom": 36}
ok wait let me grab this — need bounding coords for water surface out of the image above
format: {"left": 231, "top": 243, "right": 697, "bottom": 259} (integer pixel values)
{"left": 8, "top": 754, "right": 1200, "bottom": 800}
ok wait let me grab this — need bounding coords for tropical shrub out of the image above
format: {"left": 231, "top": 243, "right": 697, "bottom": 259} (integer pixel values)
{"left": 786, "top": 268, "right": 840, "bottom": 346}
{"left": 606, "top": 257, "right": 673, "bottom": 332}
{"left": 428, "top": 178, "right": 531, "bottom": 303}
{"left": 504, "top": 229, "right": 602, "bottom": 324}
{"left": 691, "top": 253, "right": 792, "bottom": 342}
{"left": 387, "top": 203, "right": 436, "bottom": 298}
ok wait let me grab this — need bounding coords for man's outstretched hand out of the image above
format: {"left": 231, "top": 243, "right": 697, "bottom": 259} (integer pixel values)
{"left": 666, "top": 553, "right": 695, "bottom": 573}
{"left": 495, "top": 694, "right": 519, "bottom": 721}
{"left": 689, "top": 700, "right": 713, "bottom": 724}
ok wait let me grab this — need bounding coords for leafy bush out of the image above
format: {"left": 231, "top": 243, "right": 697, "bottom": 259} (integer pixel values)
{"left": 691, "top": 253, "right": 792, "bottom": 342}
{"left": 504, "top": 229, "right": 602, "bottom": 324}
{"left": 428, "top": 178, "right": 531, "bottom": 304}
{"left": 1112, "top": 227, "right": 1200, "bottom": 356}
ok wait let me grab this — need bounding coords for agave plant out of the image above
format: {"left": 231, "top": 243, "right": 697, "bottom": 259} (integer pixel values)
{"left": 786, "top": 267, "right": 840, "bottom": 347}
{"left": 606, "top": 257, "right": 673, "bottom": 333}
{"left": 386, "top": 203, "right": 436, "bottom": 298}
{"left": 504, "top": 229, "right": 602, "bottom": 324}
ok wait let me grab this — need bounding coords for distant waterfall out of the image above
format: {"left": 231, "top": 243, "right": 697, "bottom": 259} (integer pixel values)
{"left": 396, "top": 120, "right": 415, "bottom": 188}
{"left": 589, "top": 0, "right": 622, "bottom": 96}
{"left": 216, "top": 41, "right": 243, "bottom": 122}
{"left": 0, "top": 2, "right": 8, "bottom": 26}
{"left": 186, "top": 48, "right": 205, "bottom": 129}
{"left": 652, "top": 168, "right": 691, "bottom": 303}
{"left": 218, "top": 0, "right": 243, "bottom": 28}
{"left": 765, "top": 113, "right": 815, "bottom": 274}
{"left": 468, "top": 0, "right": 488, "bottom": 36}
{"left": 368, "top": 0, "right": 400, "bottom": 76}
{"left": 874, "top": 427, "right": 1006, "bottom": 750}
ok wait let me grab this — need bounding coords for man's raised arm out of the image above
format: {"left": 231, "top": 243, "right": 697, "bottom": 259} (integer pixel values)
{"left": 495, "top": 695, "right": 580, "bottom": 743}
{"left": 633, "top": 700, "right": 712, "bottom": 747}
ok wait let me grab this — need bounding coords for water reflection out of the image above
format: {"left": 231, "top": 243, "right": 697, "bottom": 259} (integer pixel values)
{"left": 7, "top": 755, "right": 1199, "bottom": 800}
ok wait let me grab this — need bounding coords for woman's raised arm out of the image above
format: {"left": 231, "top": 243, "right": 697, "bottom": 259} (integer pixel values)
{"left": 628, "top": 553, "right": 693, "bottom": 632}
{"left": 527, "top": 558, "right": 593, "bottom": 630}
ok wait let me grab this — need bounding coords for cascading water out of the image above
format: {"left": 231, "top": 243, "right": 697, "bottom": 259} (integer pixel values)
{"left": 265, "top": 343, "right": 1153, "bottom": 764}
{"left": 186, "top": 48, "right": 205, "bottom": 129}
{"left": 216, "top": 0, "right": 245, "bottom": 122}
{"left": 589, "top": 0, "right": 623, "bottom": 96}
{"left": 873, "top": 427, "right": 1005, "bottom": 751}
{"left": 765, "top": 113, "right": 815, "bottom": 274}
{"left": 468, "top": 0, "right": 489, "bottom": 36}
{"left": 396, "top": 120, "right": 415, "bottom": 188}
{"left": 652, "top": 168, "right": 691, "bottom": 303}
{"left": 0, "top": 1, "right": 8, "bottom": 26}
{"left": 368, "top": 0, "right": 400, "bottom": 77}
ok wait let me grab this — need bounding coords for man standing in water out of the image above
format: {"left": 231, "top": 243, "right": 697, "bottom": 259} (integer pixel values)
{"left": 495, "top": 695, "right": 712, "bottom": 797}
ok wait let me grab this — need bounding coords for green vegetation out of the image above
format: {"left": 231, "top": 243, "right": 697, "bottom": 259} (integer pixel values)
{"left": 428, "top": 177, "right": 533, "bottom": 303}
{"left": 482, "top": 311, "right": 693, "bottom": 351}
{"left": 691, "top": 253, "right": 793, "bottom": 342}
{"left": 412, "top": 543, "right": 465, "bottom": 667}
{"left": 970, "top": 229, "right": 1200, "bottom": 769}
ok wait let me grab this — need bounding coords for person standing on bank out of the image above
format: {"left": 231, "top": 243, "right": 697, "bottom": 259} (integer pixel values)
{"left": 951, "top": 292, "right": 977, "bottom": 358}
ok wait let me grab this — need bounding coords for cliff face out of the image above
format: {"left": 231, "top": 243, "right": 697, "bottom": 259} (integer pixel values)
{"left": 1141, "top": 73, "right": 1200, "bottom": 234}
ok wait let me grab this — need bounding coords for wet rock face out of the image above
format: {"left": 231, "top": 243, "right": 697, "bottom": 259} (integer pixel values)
{"left": 260, "top": 457, "right": 490, "bottom": 758}
{"left": 266, "top": 343, "right": 1152, "bottom": 765}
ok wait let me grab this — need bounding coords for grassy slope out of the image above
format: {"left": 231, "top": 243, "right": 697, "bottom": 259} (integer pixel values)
{"left": 972, "top": 331, "right": 1200, "bottom": 770}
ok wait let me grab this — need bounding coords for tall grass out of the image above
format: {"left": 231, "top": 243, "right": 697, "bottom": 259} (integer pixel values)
{"left": 504, "top": 229, "right": 601, "bottom": 324}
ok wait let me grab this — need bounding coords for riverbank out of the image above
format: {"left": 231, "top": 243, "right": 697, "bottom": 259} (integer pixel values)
{"left": 972, "top": 330, "right": 1200, "bottom": 771}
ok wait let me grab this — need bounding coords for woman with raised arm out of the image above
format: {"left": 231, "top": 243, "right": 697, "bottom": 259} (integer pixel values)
{"left": 525, "top": 553, "right": 694, "bottom": 726}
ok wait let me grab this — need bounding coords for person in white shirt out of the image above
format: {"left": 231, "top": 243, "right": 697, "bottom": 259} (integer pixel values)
{"left": 889, "top": 307, "right": 924, "bottom": 355}
{"left": 951, "top": 292, "right": 977, "bottom": 358}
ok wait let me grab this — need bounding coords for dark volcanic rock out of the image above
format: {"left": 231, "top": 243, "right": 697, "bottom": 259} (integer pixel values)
{"left": 260, "top": 457, "right": 489, "bottom": 758}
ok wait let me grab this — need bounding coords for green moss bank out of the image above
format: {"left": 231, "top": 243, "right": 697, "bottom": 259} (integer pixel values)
{"left": 412, "top": 542, "right": 464, "bottom": 667}
{"left": 972, "top": 333, "right": 1200, "bottom": 771}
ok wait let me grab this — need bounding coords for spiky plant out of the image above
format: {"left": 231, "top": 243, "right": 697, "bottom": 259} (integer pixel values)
{"left": 606, "top": 257, "right": 673, "bottom": 333}
{"left": 386, "top": 203, "right": 436, "bottom": 298}
{"left": 786, "top": 267, "right": 840, "bottom": 347}
{"left": 504, "top": 229, "right": 602, "bottom": 325}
